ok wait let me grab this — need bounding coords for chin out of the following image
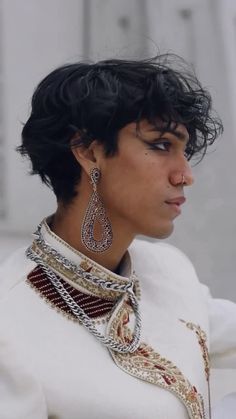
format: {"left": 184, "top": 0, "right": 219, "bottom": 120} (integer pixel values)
{"left": 151, "top": 222, "right": 174, "bottom": 239}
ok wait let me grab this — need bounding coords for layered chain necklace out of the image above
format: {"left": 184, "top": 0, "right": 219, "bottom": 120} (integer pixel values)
{"left": 26, "top": 222, "right": 142, "bottom": 354}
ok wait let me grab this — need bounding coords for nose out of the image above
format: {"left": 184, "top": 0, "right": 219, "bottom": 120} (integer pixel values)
{"left": 169, "top": 160, "right": 194, "bottom": 187}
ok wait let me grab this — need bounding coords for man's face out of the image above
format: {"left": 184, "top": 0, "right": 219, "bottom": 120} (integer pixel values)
{"left": 99, "top": 119, "right": 194, "bottom": 239}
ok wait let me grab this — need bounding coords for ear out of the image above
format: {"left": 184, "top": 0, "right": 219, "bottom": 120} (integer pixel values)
{"left": 71, "top": 137, "right": 105, "bottom": 176}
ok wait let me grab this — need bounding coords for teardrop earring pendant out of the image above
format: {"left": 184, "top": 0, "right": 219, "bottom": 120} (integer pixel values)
{"left": 81, "top": 168, "right": 113, "bottom": 253}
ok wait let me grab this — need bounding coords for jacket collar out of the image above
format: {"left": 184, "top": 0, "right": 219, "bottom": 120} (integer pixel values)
{"left": 30, "top": 217, "right": 135, "bottom": 299}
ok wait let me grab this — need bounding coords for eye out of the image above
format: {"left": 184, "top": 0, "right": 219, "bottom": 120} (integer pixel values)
{"left": 148, "top": 141, "right": 171, "bottom": 151}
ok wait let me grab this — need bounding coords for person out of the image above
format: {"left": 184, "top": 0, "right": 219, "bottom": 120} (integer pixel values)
{"left": 0, "top": 56, "right": 235, "bottom": 419}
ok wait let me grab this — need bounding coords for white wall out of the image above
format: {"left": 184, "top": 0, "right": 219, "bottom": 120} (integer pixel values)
{"left": 0, "top": 0, "right": 84, "bottom": 233}
{"left": 145, "top": 0, "right": 236, "bottom": 300}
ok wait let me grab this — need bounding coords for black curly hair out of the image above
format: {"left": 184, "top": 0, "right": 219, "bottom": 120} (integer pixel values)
{"left": 18, "top": 55, "right": 223, "bottom": 203}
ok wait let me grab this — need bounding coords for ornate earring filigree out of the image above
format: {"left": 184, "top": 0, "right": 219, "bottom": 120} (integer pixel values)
{"left": 81, "top": 168, "right": 113, "bottom": 252}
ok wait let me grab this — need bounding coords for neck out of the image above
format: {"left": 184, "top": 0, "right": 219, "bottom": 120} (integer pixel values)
{"left": 50, "top": 203, "right": 135, "bottom": 273}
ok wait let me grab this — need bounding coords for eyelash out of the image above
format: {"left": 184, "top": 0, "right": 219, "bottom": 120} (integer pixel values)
{"left": 148, "top": 140, "right": 189, "bottom": 158}
{"left": 148, "top": 141, "right": 171, "bottom": 152}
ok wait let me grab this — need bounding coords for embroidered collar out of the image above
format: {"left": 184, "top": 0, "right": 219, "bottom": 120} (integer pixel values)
{"left": 31, "top": 217, "right": 137, "bottom": 300}
{"left": 27, "top": 217, "right": 142, "bottom": 353}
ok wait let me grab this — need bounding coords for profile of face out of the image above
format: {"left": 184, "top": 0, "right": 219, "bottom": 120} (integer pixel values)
{"left": 96, "top": 119, "right": 194, "bottom": 240}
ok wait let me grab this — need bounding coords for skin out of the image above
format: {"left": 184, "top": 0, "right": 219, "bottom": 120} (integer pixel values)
{"left": 51, "top": 119, "right": 194, "bottom": 273}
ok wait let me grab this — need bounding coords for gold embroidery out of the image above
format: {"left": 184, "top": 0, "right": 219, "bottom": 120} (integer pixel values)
{"left": 79, "top": 261, "right": 92, "bottom": 271}
{"left": 180, "top": 320, "right": 210, "bottom": 382}
{"left": 37, "top": 219, "right": 141, "bottom": 301}
{"left": 30, "top": 241, "right": 140, "bottom": 303}
{"left": 108, "top": 302, "right": 206, "bottom": 419}
{"left": 31, "top": 241, "right": 123, "bottom": 300}
{"left": 43, "top": 218, "right": 132, "bottom": 283}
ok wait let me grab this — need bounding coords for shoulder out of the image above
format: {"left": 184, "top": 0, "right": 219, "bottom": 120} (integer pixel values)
{"left": 130, "top": 238, "right": 195, "bottom": 268}
{"left": 0, "top": 247, "right": 36, "bottom": 298}
{"left": 129, "top": 238, "right": 199, "bottom": 284}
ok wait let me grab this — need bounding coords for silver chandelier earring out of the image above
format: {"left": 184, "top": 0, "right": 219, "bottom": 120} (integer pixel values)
{"left": 81, "top": 167, "right": 113, "bottom": 253}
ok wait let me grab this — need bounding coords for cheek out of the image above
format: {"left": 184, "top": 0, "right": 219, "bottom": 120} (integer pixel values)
{"left": 106, "top": 154, "right": 150, "bottom": 190}
{"left": 100, "top": 163, "right": 139, "bottom": 211}
{"left": 102, "top": 154, "right": 135, "bottom": 187}
{"left": 101, "top": 148, "right": 167, "bottom": 211}
{"left": 102, "top": 164, "right": 163, "bottom": 216}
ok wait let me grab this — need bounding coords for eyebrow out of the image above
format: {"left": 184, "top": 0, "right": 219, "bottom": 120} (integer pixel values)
{"left": 147, "top": 127, "right": 189, "bottom": 142}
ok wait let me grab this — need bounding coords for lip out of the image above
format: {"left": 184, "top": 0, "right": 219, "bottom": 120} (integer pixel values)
{"left": 165, "top": 197, "right": 186, "bottom": 206}
{"left": 165, "top": 197, "right": 186, "bottom": 215}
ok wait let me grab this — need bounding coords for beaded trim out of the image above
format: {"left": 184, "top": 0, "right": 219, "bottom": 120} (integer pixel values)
{"left": 30, "top": 239, "right": 141, "bottom": 302}
{"left": 27, "top": 266, "right": 116, "bottom": 324}
{"left": 31, "top": 241, "right": 124, "bottom": 300}
{"left": 42, "top": 218, "right": 131, "bottom": 282}
{"left": 27, "top": 229, "right": 142, "bottom": 353}
{"left": 179, "top": 320, "right": 210, "bottom": 381}
{"left": 108, "top": 304, "right": 206, "bottom": 419}
{"left": 180, "top": 319, "right": 211, "bottom": 419}
{"left": 40, "top": 218, "right": 141, "bottom": 300}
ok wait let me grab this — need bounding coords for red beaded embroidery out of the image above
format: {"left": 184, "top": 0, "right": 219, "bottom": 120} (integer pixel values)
{"left": 27, "top": 266, "right": 116, "bottom": 320}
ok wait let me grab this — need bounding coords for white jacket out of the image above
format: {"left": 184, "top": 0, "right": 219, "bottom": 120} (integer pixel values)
{"left": 0, "top": 220, "right": 235, "bottom": 419}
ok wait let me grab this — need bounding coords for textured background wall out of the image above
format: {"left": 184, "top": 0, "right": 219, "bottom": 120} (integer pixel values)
{"left": 0, "top": 0, "right": 235, "bottom": 301}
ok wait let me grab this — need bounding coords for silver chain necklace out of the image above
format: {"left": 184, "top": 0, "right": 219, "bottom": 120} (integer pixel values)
{"left": 26, "top": 223, "right": 142, "bottom": 353}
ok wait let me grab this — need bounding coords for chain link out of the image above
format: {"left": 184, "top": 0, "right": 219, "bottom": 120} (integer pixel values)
{"left": 33, "top": 223, "right": 137, "bottom": 293}
{"left": 26, "top": 224, "right": 142, "bottom": 353}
